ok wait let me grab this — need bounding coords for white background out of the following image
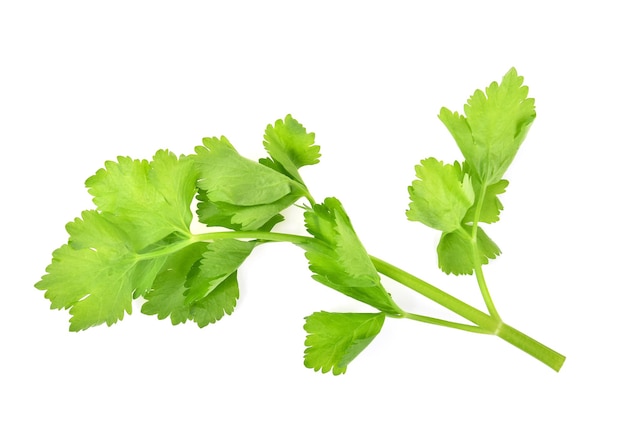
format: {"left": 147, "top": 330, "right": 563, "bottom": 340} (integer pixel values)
{"left": 1, "top": 1, "right": 624, "bottom": 442}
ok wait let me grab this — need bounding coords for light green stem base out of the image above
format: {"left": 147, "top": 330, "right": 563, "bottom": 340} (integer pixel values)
{"left": 370, "top": 256, "right": 566, "bottom": 372}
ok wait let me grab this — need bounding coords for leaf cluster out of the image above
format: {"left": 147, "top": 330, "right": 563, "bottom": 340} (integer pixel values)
{"left": 35, "top": 112, "right": 394, "bottom": 374}
{"left": 36, "top": 151, "right": 197, "bottom": 331}
{"left": 407, "top": 68, "right": 534, "bottom": 275}
{"left": 35, "top": 115, "right": 312, "bottom": 328}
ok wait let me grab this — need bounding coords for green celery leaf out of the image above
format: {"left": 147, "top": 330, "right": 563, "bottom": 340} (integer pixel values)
{"left": 196, "top": 191, "right": 241, "bottom": 229}
{"left": 37, "top": 149, "right": 200, "bottom": 330}
{"left": 189, "top": 273, "right": 240, "bottom": 327}
{"left": 302, "top": 198, "right": 402, "bottom": 315}
{"left": 140, "top": 243, "right": 206, "bottom": 325}
{"left": 439, "top": 67, "right": 535, "bottom": 185}
{"left": 262, "top": 114, "right": 320, "bottom": 185}
{"left": 195, "top": 136, "right": 298, "bottom": 205}
{"left": 185, "top": 239, "right": 256, "bottom": 303}
{"left": 407, "top": 158, "right": 474, "bottom": 233}
{"left": 228, "top": 195, "right": 300, "bottom": 230}
{"left": 437, "top": 226, "right": 501, "bottom": 275}
{"left": 303, "top": 311, "right": 385, "bottom": 375}
{"left": 194, "top": 137, "right": 306, "bottom": 230}
{"left": 85, "top": 150, "right": 197, "bottom": 250}
{"left": 141, "top": 242, "right": 241, "bottom": 327}
{"left": 35, "top": 210, "right": 167, "bottom": 331}
{"left": 196, "top": 190, "right": 285, "bottom": 231}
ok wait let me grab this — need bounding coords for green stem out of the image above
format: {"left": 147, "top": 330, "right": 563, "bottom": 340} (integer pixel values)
{"left": 371, "top": 255, "right": 566, "bottom": 372}
{"left": 136, "top": 237, "right": 195, "bottom": 260}
{"left": 474, "top": 261, "right": 500, "bottom": 321}
{"left": 401, "top": 312, "right": 489, "bottom": 334}
{"left": 136, "top": 231, "right": 311, "bottom": 261}
{"left": 471, "top": 183, "right": 501, "bottom": 321}
{"left": 495, "top": 323, "right": 566, "bottom": 372}
{"left": 191, "top": 231, "right": 311, "bottom": 245}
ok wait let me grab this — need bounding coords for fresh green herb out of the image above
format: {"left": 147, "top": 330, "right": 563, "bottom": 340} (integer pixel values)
{"left": 36, "top": 69, "right": 566, "bottom": 374}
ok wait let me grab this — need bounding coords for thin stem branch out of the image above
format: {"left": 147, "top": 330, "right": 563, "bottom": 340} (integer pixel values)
{"left": 136, "top": 230, "right": 312, "bottom": 262}
{"left": 471, "top": 182, "right": 502, "bottom": 321}
{"left": 473, "top": 261, "right": 501, "bottom": 321}
{"left": 401, "top": 312, "right": 489, "bottom": 334}
{"left": 191, "top": 230, "right": 311, "bottom": 245}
